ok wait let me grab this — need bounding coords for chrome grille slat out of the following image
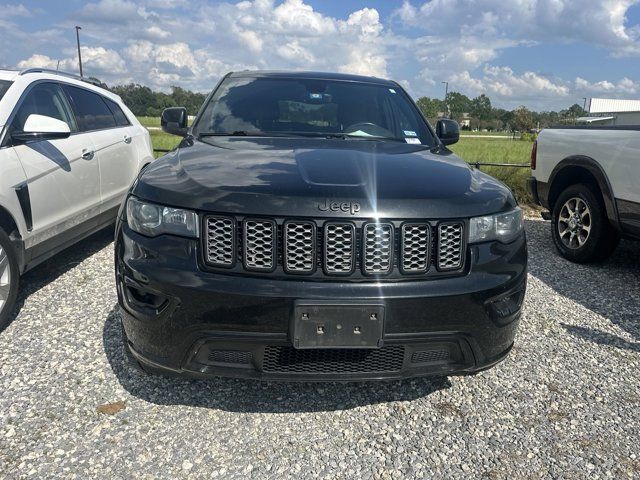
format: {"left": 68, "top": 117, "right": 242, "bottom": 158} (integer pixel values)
{"left": 243, "top": 219, "right": 276, "bottom": 271}
{"left": 363, "top": 223, "right": 393, "bottom": 274}
{"left": 204, "top": 216, "right": 235, "bottom": 267}
{"left": 437, "top": 223, "right": 464, "bottom": 271}
{"left": 284, "top": 221, "right": 315, "bottom": 273}
{"left": 324, "top": 223, "right": 355, "bottom": 274}
{"left": 401, "top": 223, "right": 431, "bottom": 273}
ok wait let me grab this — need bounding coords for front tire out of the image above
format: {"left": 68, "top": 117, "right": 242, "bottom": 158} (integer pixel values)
{"left": 551, "top": 184, "right": 619, "bottom": 263}
{"left": 0, "top": 228, "right": 19, "bottom": 332}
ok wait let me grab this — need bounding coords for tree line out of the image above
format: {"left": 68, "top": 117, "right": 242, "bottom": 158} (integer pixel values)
{"left": 417, "top": 93, "right": 587, "bottom": 132}
{"left": 87, "top": 78, "right": 207, "bottom": 117}
{"left": 91, "top": 78, "right": 586, "bottom": 129}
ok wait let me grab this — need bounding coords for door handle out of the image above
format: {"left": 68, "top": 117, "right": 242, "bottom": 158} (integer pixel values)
{"left": 123, "top": 135, "right": 132, "bottom": 144}
{"left": 82, "top": 149, "right": 94, "bottom": 160}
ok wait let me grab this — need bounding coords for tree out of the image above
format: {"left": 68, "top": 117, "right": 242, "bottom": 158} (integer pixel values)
{"left": 470, "top": 94, "right": 492, "bottom": 121}
{"left": 559, "top": 103, "right": 586, "bottom": 123}
{"left": 109, "top": 83, "right": 207, "bottom": 117}
{"left": 416, "top": 96, "right": 444, "bottom": 119}
{"left": 445, "top": 91, "right": 471, "bottom": 121}
{"left": 513, "top": 105, "right": 534, "bottom": 132}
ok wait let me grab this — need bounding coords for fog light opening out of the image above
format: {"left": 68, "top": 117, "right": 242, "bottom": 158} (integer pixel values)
{"left": 486, "top": 288, "right": 525, "bottom": 322}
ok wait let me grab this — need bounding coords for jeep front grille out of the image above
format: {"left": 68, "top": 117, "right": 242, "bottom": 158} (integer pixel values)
{"left": 284, "top": 221, "right": 315, "bottom": 273}
{"left": 363, "top": 223, "right": 393, "bottom": 274}
{"left": 324, "top": 223, "right": 355, "bottom": 274}
{"left": 437, "top": 223, "right": 464, "bottom": 271}
{"left": 204, "top": 216, "right": 236, "bottom": 267}
{"left": 203, "top": 216, "right": 466, "bottom": 280}
{"left": 243, "top": 219, "right": 276, "bottom": 271}
{"left": 401, "top": 223, "right": 431, "bottom": 273}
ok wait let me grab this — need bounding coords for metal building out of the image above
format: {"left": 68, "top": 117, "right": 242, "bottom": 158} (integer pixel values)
{"left": 577, "top": 98, "right": 640, "bottom": 125}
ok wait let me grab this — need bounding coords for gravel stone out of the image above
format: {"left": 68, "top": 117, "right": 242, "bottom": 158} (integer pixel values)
{"left": 0, "top": 218, "right": 638, "bottom": 479}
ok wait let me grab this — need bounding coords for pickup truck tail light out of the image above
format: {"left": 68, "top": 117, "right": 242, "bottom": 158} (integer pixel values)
{"left": 530, "top": 140, "right": 537, "bottom": 170}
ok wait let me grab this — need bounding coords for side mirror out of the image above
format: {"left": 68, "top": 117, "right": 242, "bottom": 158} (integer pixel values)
{"left": 11, "top": 114, "right": 71, "bottom": 143}
{"left": 161, "top": 107, "right": 188, "bottom": 137}
{"left": 436, "top": 119, "right": 460, "bottom": 146}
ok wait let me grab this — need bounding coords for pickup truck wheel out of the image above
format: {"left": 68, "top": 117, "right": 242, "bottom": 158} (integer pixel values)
{"left": 552, "top": 184, "right": 619, "bottom": 263}
{"left": 0, "top": 228, "right": 19, "bottom": 332}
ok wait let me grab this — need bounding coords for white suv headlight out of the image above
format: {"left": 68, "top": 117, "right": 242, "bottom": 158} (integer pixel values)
{"left": 469, "top": 207, "right": 523, "bottom": 244}
{"left": 126, "top": 197, "right": 199, "bottom": 238}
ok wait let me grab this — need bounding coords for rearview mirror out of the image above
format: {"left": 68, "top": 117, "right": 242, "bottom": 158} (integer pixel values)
{"left": 161, "top": 107, "right": 188, "bottom": 137}
{"left": 11, "top": 114, "right": 71, "bottom": 143}
{"left": 436, "top": 119, "right": 460, "bottom": 146}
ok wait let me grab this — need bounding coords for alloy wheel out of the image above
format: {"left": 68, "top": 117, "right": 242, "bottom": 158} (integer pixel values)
{"left": 558, "top": 197, "right": 592, "bottom": 249}
{"left": 0, "top": 246, "right": 10, "bottom": 314}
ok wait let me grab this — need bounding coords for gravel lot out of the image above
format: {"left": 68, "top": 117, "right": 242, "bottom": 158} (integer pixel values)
{"left": 1, "top": 218, "right": 638, "bottom": 479}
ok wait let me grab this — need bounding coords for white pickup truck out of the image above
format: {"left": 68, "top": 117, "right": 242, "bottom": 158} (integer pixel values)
{"left": 529, "top": 126, "right": 639, "bottom": 262}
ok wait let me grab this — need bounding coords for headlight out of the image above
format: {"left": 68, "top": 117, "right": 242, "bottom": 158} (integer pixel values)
{"left": 469, "top": 207, "right": 523, "bottom": 244}
{"left": 126, "top": 197, "right": 199, "bottom": 238}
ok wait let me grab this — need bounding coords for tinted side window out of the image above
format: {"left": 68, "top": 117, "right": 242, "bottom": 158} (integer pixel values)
{"left": 0, "top": 80, "right": 12, "bottom": 101}
{"left": 104, "top": 98, "right": 130, "bottom": 127}
{"left": 11, "top": 82, "right": 77, "bottom": 132}
{"left": 63, "top": 85, "right": 116, "bottom": 131}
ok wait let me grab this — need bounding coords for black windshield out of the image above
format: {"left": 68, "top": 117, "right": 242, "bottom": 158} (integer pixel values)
{"left": 194, "top": 76, "right": 435, "bottom": 146}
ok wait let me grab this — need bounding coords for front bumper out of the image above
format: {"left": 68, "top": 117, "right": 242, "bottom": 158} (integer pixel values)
{"left": 115, "top": 223, "right": 527, "bottom": 381}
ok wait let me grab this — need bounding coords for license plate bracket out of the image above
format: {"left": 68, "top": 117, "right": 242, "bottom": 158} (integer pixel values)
{"left": 292, "top": 301, "right": 385, "bottom": 349}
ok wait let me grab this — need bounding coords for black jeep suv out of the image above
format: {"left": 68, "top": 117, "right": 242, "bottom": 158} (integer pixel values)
{"left": 115, "top": 71, "right": 527, "bottom": 381}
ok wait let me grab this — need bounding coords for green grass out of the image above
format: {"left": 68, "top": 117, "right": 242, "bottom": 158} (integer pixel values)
{"left": 138, "top": 116, "right": 161, "bottom": 128}
{"left": 148, "top": 129, "right": 181, "bottom": 157}
{"left": 459, "top": 131, "right": 512, "bottom": 137}
{"left": 449, "top": 137, "right": 533, "bottom": 203}
{"left": 141, "top": 117, "right": 534, "bottom": 203}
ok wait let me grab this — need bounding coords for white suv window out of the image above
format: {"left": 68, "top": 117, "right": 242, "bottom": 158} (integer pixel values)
{"left": 62, "top": 84, "right": 116, "bottom": 132}
{"left": 0, "top": 80, "right": 11, "bottom": 101}
{"left": 11, "top": 82, "right": 77, "bottom": 132}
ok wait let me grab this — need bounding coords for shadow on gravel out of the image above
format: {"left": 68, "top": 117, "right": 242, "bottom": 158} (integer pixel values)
{"left": 525, "top": 218, "right": 640, "bottom": 346}
{"left": 103, "top": 306, "right": 451, "bottom": 413}
{"left": 2, "top": 227, "right": 113, "bottom": 333}
{"left": 561, "top": 324, "right": 640, "bottom": 353}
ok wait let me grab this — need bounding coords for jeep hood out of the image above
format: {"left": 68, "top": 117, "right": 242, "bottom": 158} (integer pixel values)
{"left": 134, "top": 137, "right": 515, "bottom": 219}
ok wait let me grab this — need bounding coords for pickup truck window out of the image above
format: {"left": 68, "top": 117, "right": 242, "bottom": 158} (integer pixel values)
{"left": 195, "top": 77, "right": 435, "bottom": 145}
{"left": 0, "top": 80, "right": 12, "bottom": 101}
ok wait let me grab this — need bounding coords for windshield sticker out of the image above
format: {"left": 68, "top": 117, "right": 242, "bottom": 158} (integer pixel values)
{"left": 309, "top": 93, "right": 323, "bottom": 100}
{"left": 389, "top": 88, "right": 396, "bottom": 94}
{"left": 403, "top": 130, "right": 418, "bottom": 137}
{"left": 405, "top": 138, "right": 421, "bottom": 144}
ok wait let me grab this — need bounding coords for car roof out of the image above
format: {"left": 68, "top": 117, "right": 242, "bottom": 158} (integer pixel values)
{"left": 0, "top": 69, "right": 19, "bottom": 82}
{"left": 11, "top": 69, "right": 124, "bottom": 103}
{"left": 228, "top": 70, "right": 398, "bottom": 87}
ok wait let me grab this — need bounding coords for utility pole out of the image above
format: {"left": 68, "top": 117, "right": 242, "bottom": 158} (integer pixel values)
{"left": 441, "top": 81, "right": 449, "bottom": 118}
{"left": 75, "top": 26, "right": 83, "bottom": 77}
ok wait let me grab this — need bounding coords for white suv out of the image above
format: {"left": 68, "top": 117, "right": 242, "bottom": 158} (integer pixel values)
{"left": 0, "top": 68, "right": 154, "bottom": 329}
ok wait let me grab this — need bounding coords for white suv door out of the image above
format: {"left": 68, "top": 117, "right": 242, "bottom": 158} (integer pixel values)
{"left": 62, "top": 85, "right": 139, "bottom": 214}
{"left": 8, "top": 82, "right": 101, "bottom": 247}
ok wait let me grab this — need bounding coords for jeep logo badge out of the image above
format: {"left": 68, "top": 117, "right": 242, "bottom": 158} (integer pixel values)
{"left": 317, "top": 199, "right": 361, "bottom": 215}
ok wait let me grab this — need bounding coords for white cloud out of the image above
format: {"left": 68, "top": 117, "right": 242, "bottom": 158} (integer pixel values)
{"left": 5, "top": 0, "right": 640, "bottom": 110}
{"left": 450, "top": 66, "right": 569, "bottom": 101}
{"left": 16, "top": 47, "right": 126, "bottom": 78}
{"left": 396, "top": 0, "right": 640, "bottom": 56}
{"left": 576, "top": 76, "right": 640, "bottom": 95}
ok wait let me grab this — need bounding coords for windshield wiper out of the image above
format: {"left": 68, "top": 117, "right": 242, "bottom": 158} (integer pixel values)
{"left": 271, "top": 131, "right": 405, "bottom": 141}
{"left": 198, "top": 131, "right": 411, "bottom": 143}
{"left": 199, "top": 131, "right": 254, "bottom": 137}
{"left": 198, "top": 131, "right": 314, "bottom": 139}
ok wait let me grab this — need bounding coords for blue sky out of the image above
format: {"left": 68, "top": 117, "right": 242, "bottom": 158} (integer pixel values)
{"left": 2, "top": 0, "right": 640, "bottom": 110}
